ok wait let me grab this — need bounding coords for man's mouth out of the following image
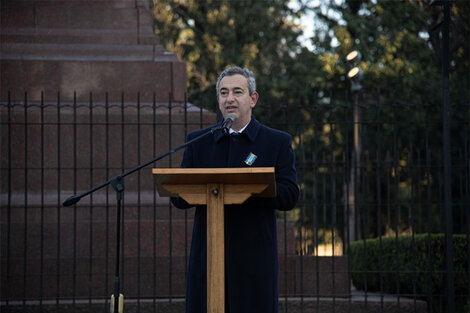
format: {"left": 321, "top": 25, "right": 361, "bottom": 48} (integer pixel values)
{"left": 226, "top": 106, "right": 237, "bottom": 112}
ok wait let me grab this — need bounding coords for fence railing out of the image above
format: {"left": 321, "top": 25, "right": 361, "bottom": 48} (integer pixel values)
{"left": 1, "top": 90, "right": 468, "bottom": 313}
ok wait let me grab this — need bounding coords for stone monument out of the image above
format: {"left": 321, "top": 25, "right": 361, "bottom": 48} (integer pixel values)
{"left": 1, "top": 0, "right": 186, "bottom": 103}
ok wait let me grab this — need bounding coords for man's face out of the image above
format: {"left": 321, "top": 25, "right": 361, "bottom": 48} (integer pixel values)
{"left": 217, "top": 74, "right": 258, "bottom": 131}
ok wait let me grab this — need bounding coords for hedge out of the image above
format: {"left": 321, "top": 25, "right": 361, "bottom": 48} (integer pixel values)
{"left": 350, "top": 234, "right": 469, "bottom": 310}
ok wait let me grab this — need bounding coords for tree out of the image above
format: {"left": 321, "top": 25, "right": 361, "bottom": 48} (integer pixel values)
{"left": 152, "top": 0, "right": 317, "bottom": 109}
{"left": 308, "top": 0, "right": 470, "bottom": 238}
{"left": 152, "top": 0, "right": 469, "bottom": 250}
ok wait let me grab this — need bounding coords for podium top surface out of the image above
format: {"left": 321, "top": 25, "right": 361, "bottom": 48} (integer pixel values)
{"left": 153, "top": 167, "right": 276, "bottom": 197}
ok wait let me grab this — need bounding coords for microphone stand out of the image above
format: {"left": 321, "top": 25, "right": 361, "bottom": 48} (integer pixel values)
{"left": 62, "top": 123, "right": 225, "bottom": 313}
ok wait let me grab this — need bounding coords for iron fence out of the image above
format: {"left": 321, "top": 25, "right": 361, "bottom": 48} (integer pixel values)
{"left": 0, "top": 90, "right": 469, "bottom": 313}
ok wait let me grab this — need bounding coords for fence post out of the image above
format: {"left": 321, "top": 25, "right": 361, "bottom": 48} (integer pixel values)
{"left": 441, "top": 0, "right": 455, "bottom": 312}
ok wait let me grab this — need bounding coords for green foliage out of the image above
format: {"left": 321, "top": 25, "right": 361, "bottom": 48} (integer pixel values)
{"left": 310, "top": 0, "right": 469, "bottom": 103}
{"left": 153, "top": 0, "right": 470, "bottom": 241}
{"left": 350, "top": 234, "right": 470, "bottom": 312}
{"left": 153, "top": 0, "right": 318, "bottom": 110}
{"left": 304, "top": 0, "right": 470, "bottom": 238}
{"left": 311, "top": 0, "right": 442, "bottom": 100}
{"left": 153, "top": 0, "right": 469, "bottom": 112}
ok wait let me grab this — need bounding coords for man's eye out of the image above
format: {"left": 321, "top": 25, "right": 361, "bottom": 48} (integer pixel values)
{"left": 235, "top": 90, "right": 243, "bottom": 95}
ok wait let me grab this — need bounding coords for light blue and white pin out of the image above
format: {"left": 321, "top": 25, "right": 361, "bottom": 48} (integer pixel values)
{"left": 244, "top": 152, "right": 257, "bottom": 166}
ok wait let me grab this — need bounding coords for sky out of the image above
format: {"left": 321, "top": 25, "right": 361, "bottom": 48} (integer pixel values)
{"left": 290, "top": 0, "right": 343, "bottom": 51}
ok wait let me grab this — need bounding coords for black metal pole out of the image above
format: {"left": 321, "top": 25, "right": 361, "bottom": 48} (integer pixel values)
{"left": 62, "top": 120, "right": 227, "bottom": 312}
{"left": 111, "top": 177, "right": 124, "bottom": 313}
{"left": 441, "top": 0, "right": 455, "bottom": 312}
{"left": 62, "top": 123, "right": 224, "bottom": 207}
{"left": 346, "top": 90, "right": 361, "bottom": 243}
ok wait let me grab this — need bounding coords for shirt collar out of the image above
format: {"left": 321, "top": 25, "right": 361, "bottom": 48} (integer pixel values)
{"left": 214, "top": 116, "right": 260, "bottom": 143}
{"left": 229, "top": 121, "right": 249, "bottom": 134}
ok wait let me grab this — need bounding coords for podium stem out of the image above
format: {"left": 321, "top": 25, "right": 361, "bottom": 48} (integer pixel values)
{"left": 206, "top": 184, "right": 225, "bottom": 313}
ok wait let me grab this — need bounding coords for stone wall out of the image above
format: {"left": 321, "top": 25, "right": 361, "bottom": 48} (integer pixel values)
{"left": 1, "top": 0, "right": 186, "bottom": 103}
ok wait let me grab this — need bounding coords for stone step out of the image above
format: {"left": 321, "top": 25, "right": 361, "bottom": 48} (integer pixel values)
{"left": 1, "top": 255, "right": 349, "bottom": 299}
{"left": 1, "top": 218, "right": 296, "bottom": 258}
{"left": 2, "top": 2, "right": 149, "bottom": 30}
{"left": 2, "top": 43, "right": 172, "bottom": 61}
{"left": 1, "top": 0, "right": 185, "bottom": 102}
{"left": 1, "top": 56, "right": 187, "bottom": 102}
{"left": 0, "top": 295, "right": 428, "bottom": 313}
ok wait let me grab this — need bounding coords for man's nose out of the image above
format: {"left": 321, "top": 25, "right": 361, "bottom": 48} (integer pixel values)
{"left": 226, "top": 92, "right": 235, "bottom": 102}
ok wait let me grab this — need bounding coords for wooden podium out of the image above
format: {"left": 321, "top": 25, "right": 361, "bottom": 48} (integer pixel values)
{"left": 153, "top": 167, "right": 276, "bottom": 313}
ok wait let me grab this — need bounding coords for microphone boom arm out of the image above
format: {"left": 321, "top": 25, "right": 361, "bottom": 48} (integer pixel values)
{"left": 62, "top": 123, "right": 224, "bottom": 206}
{"left": 62, "top": 118, "right": 225, "bottom": 313}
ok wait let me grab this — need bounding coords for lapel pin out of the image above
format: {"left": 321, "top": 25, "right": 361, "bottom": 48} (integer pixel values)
{"left": 244, "top": 152, "right": 257, "bottom": 166}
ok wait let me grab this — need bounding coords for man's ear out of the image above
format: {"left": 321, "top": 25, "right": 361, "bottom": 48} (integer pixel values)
{"left": 250, "top": 92, "right": 259, "bottom": 108}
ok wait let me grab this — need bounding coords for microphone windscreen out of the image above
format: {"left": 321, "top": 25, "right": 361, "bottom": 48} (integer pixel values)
{"left": 63, "top": 194, "right": 81, "bottom": 207}
{"left": 225, "top": 114, "right": 235, "bottom": 123}
{"left": 222, "top": 114, "right": 235, "bottom": 134}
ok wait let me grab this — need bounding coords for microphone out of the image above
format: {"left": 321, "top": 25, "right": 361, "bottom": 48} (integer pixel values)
{"left": 222, "top": 114, "right": 235, "bottom": 134}
{"left": 63, "top": 194, "right": 82, "bottom": 207}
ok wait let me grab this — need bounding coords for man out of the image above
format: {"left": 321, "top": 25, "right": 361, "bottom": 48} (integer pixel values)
{"left": 172, "top": 66, "right": 299, "bottom": 313}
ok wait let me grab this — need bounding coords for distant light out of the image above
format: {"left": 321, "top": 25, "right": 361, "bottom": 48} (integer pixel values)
{"left": 348, "top": 67, "right": 362, "bottom": 79}
{"left": 347, "top": 67, "right": 363, "bottom": 91}
{"left": 346, "top": 50, "right": 363, "bottom": 91}
{"left": 346, "top": 50, "right": 361, "bottom": 64}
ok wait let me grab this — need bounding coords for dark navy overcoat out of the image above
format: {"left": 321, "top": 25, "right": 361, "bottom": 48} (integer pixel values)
{"left": 171, "top": 117, "right": 299, "bottom": 313}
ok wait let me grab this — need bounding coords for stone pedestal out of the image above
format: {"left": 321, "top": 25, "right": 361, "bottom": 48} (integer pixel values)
{"left": 1, "top": 0, "right": 186, "bottom": 102}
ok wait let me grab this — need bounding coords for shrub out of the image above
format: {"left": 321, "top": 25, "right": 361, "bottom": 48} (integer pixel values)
{"left": 350, "top": 234, "right": 469, "bottom": 312}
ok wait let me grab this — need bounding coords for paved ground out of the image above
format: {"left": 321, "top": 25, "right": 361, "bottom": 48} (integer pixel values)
{"left": 1, "top": 292, "right": 428, "bottom": 313}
